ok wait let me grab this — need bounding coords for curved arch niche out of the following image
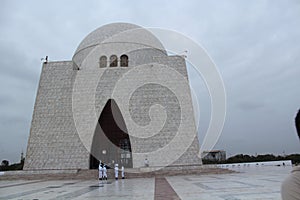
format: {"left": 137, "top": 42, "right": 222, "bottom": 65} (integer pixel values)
{"left": 89, "top": 99, "right": 133, "bottom": 169}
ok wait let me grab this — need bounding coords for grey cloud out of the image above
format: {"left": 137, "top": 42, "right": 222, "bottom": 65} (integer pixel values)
{"left": 237, "top": 100, "right": 265, "bottom": 111}
{"left": 1, "top": 0, "right": 300, "bottom": 163}
{"left": 0, "top": 45, "right": 39, "bottom": 86}
{"left": 0, "top": 95, "right": 12, "bottom": 105}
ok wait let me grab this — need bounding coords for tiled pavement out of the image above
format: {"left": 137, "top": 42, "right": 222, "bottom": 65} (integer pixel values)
{"left": 0, "top": 166, "right": 292, "bottom": 199}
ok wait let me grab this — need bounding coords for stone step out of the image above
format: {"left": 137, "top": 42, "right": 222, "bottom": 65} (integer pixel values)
{"left": 0, "top": 166, "right": 235, "bottom": 180}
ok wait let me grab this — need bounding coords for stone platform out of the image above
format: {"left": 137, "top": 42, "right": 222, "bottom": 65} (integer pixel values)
{"left": 0, "top": 165, "right": 233, "bottom": 180}
{"left": 0, "top": 165, "right": 291, "bottom": 199}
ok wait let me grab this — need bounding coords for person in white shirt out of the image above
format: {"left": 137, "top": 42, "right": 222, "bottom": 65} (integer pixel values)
{"left": 144, "top": 158, "right": 149, "bottom": 167}
{"left": 98, "top": 163, "right": 103, "bottom": 181}
{"left": 121, "top": 166, "right": 125, "bottom": 179}
{"left": 114, "top": 164, "right": 119, "bottom": 180}
{"left": 103, "top": 165, "right": 107, "bottom": 180}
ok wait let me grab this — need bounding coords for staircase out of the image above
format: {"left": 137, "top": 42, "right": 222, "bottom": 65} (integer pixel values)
{"left": 0, "top": 165, "right": 235, "bottom": 180}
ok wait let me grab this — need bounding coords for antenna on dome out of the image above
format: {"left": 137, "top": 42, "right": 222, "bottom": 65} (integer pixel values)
{"left": 41, "top": 56, "right": 48, "bottom": 64}
{"left": 179, "top": 50, "right": 188, "bottom": 58}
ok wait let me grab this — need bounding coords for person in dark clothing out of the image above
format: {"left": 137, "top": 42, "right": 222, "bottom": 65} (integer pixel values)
{"left": 281, "top": 109, "right": 300, "bottom": 200}
{"left": 295, "top": 110, "right": 300, "bottom": 139}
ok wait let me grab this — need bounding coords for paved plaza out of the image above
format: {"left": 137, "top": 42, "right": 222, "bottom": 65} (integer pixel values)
{"left": 0, "top": 166, "right": 292, "bottom": 200}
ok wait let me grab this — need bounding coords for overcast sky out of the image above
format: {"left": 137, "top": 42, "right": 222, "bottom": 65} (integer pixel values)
{"left": 0, "top": 0, "right": 299, "bottom": 163}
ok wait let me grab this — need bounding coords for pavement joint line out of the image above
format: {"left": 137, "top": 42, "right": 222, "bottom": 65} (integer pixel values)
{"left": 0, "top": 180, "right": 47, "bottom": 189}
{"left": 0, "top": 187, "right": 50, "bottom": 200}
{"left": 154, "top": 177, "right": 181, "bottom": 200}
{"left": 47, "top": 186, "right": 100, "bottom": 200}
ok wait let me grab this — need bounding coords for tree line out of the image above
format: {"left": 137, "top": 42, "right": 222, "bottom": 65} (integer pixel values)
{"left": 0, "top": 158, "right": 24, "bottom": 171}
{"left": 203, "top": 153, "right": 300, "bottom": 165}
{"left": 1, "top": 153, "right": 300, "bottom": 171}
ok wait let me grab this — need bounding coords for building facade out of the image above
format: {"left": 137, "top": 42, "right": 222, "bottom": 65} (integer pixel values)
{"left": 24, "top": 23, "right": 202, "bottom": 170}
{"left": 202, "top": 150, "right": 226, "bottom": 162}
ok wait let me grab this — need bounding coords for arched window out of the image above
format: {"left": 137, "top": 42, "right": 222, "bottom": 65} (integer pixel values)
{"left": 120, "top": 54, "right": 128, "bottom": 67}
{"left": 110, "top": 55, "right": 118, "bottom": 67}
{"left": 99, "top": 56, "right": 107, "bottom": 68}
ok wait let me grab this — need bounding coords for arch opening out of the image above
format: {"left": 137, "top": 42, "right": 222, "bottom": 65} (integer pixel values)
{"left": 109, "top": 55, "right": 118, "bottom": 67}
{"left": 99, "top": 56, "right": 107, "bottom": 68}
{"left": 120, "top": 54, "right": 128, "bottom": 67}
{"left": 89, "top": 99, "right": 133, "bottom": 169}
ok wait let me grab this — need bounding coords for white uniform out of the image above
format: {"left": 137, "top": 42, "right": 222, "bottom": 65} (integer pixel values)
{"left": 144, "top": 158, "right": 149, "bottom": 167}
{"left": 98, "top": 164, "right": 103, "bottom": 180}
{"left": 103, "top": 166, "right": 107, "bottom": 180}
{"left": 121, "top": 166, "right": 125, "bottom": 179}
{"left": 114, "top": 164, "right": 119, "bottom": 180}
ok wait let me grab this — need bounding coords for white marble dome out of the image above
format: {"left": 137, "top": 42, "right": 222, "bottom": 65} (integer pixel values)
{"left": 72, "top": 22, "right": 166, "bottom": 67}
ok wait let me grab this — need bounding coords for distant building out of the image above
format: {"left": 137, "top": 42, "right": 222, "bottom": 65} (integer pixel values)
{"left": 202, "top": 150, "right": 226, "bottom": 162}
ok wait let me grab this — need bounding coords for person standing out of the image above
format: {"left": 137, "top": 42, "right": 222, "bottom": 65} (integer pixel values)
{"left": 103, "top": 165, "right": 107, "bottom": 180}
{"left": 121, "top": 166, "right": 125, "bottom": 179}
{"left": 144, "top": 158, "right": 149, "bottom": 167}
{"left": 114, "top": 164, "right": 119, "bottom": 180}
{"left": 281, "top": 109, "right": 300, "bottom": 199}
{"left": 98, "top": 163, "right": 103, "bottom": 181}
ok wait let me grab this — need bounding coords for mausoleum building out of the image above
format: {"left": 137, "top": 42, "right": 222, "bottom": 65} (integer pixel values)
{"left": 24, "top": 23, "right": 202, "bottom": 170}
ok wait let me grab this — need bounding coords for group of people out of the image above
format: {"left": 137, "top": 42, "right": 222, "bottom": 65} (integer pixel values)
{"left": 98, "top": 163, "right": 107, "bottom": 180}
{"left": 99, "top": 162, "right": 125, "bottom": 181}
{"left": 114, "top": 164, "right": 125, "bottom": 180}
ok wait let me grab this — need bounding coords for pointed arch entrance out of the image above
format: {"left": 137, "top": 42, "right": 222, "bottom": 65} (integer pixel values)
{"left": 89, "top": 99, "right": 133, "bottom": 169}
